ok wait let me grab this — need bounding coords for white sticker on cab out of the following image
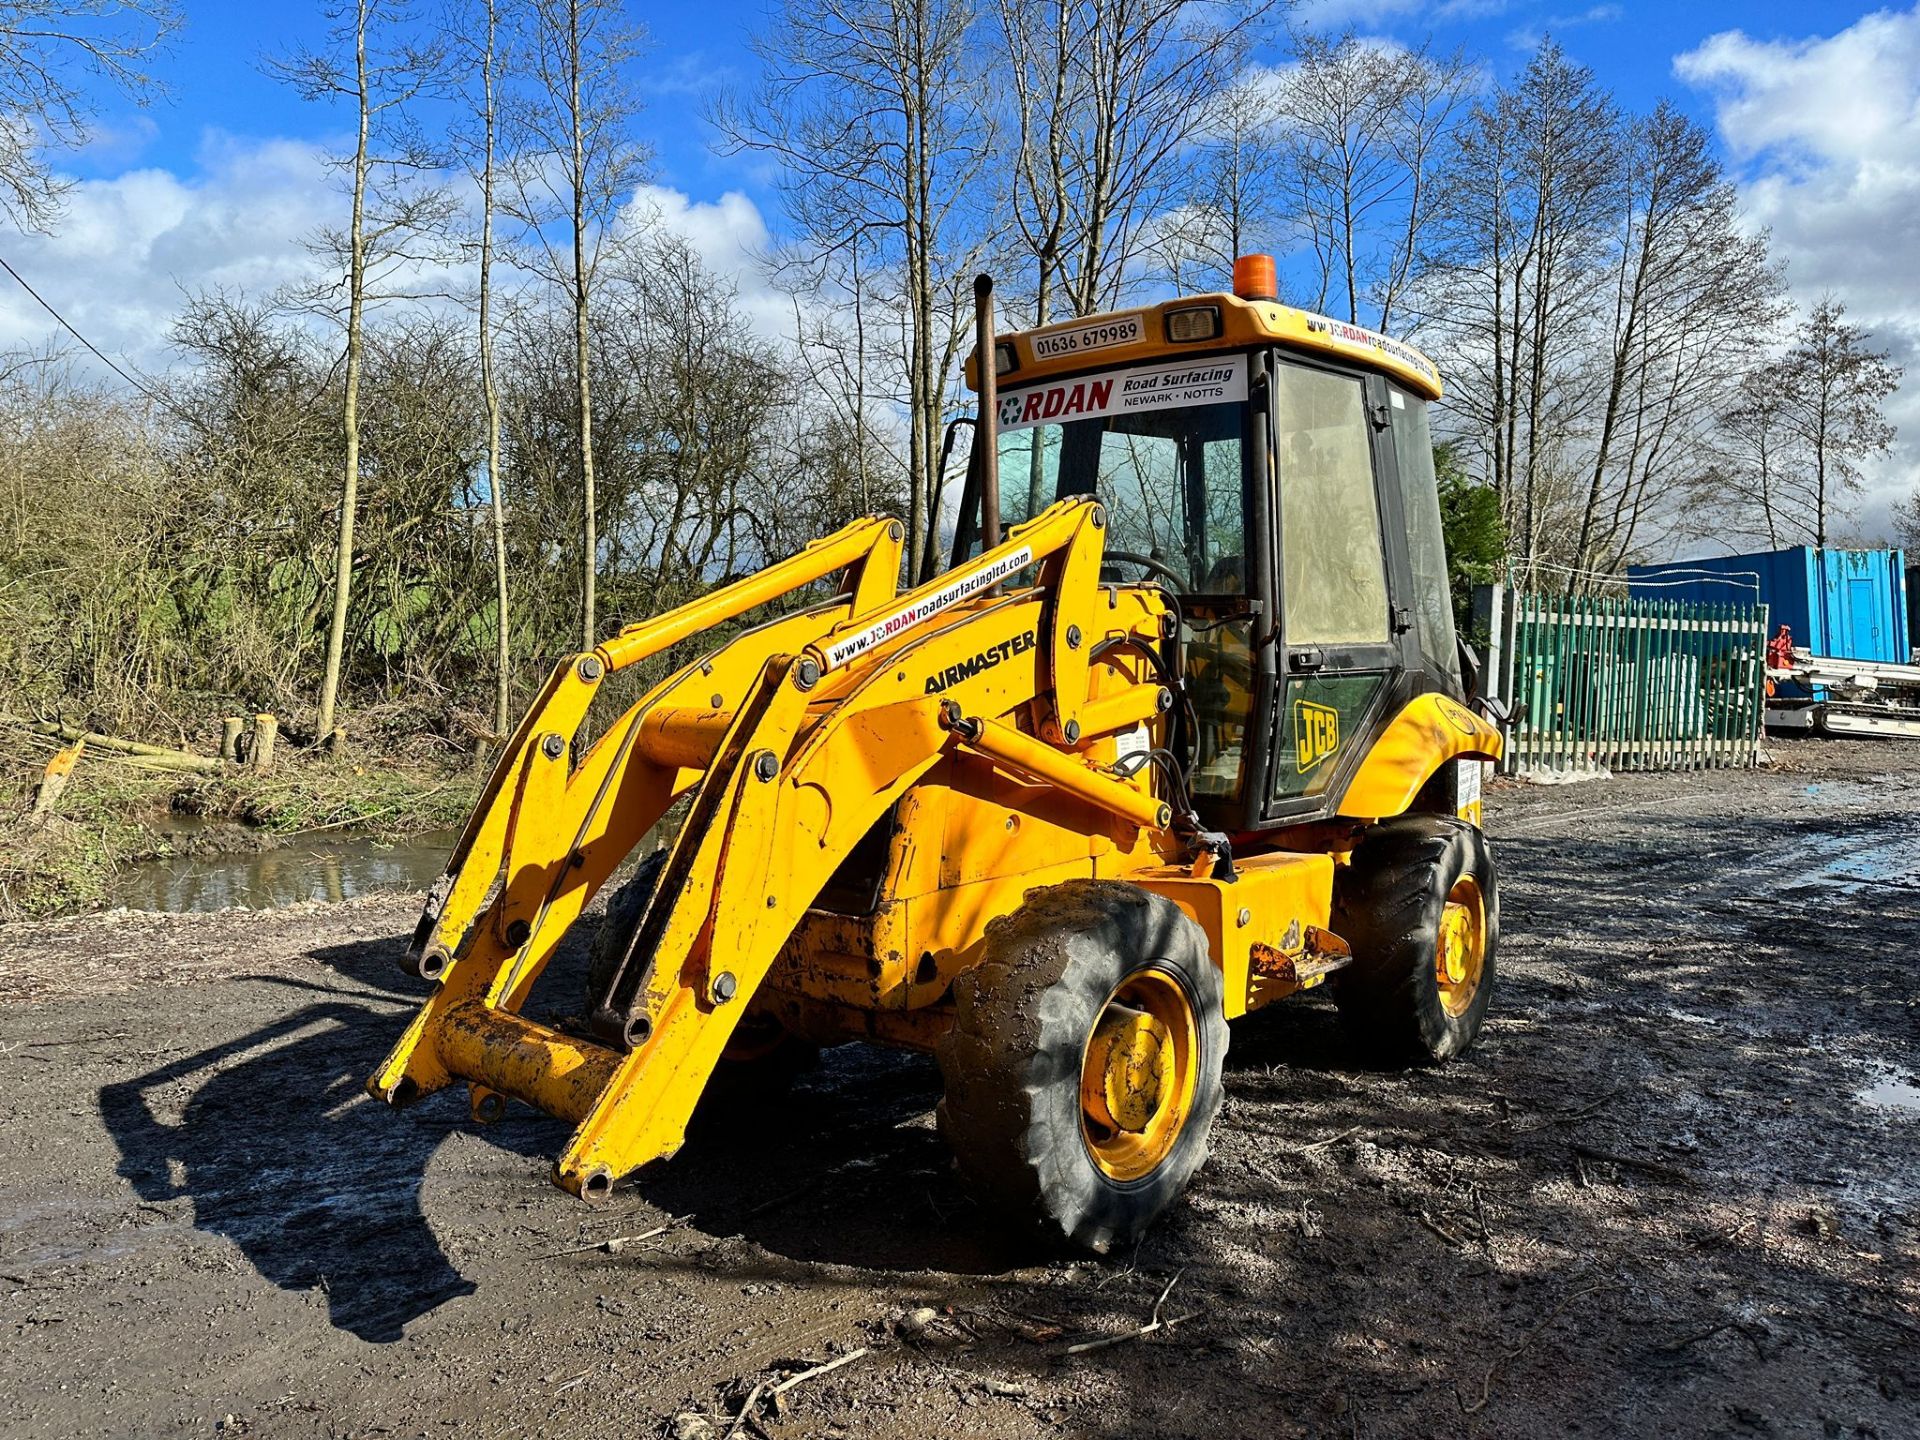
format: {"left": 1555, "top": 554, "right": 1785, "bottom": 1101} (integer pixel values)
{"left": 997, "top": 355, "right": 1248, "bottom": 433}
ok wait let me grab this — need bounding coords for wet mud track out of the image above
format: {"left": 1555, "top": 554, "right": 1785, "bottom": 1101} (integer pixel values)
{"left": 2, "top": 740, "right": 1917, "bottom": 1438}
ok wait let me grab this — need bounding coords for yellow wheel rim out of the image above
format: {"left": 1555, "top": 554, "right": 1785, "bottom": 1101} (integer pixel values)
{"left": 1436, "top": 875, "right": 1487, "bottom": 1018}
{"left": 1079, "top": 969, "right": 1200, "bottom": 1182}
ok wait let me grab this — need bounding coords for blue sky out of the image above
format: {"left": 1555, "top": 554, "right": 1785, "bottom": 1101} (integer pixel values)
{"left": 6, "top": 0, "right": 1918, "bottom": 536}
{"left": 59, "top": 0, "right": 1872, "bottom": 216}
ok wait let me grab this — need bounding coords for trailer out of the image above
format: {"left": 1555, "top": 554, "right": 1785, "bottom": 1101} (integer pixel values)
{"left": 1765, "top": 649, "right": 1920, "bottom": 740}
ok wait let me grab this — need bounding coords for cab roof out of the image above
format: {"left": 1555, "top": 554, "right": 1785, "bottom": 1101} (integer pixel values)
{"left": 968, "top": 292, "right": 1444, "bottom": 402}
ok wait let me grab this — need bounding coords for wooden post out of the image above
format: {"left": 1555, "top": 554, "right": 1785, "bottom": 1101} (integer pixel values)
{"left": 29, "top": 742, "right": 83, "bottom": 826}
{"left": 220, "top": 717, "right": 245, "bottom": 764}
{"left": 251, "top": 714, "right": 278, "bottom": 774}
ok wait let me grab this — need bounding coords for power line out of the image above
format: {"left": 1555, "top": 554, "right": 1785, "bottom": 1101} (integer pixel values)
{"left": 0, "top": 252, "right": 194, "bottom": 424}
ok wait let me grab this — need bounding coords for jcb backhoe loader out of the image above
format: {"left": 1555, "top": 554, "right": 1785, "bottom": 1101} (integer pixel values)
{"left": 369, "top": 254, "right": 1505, "bottom": 1252}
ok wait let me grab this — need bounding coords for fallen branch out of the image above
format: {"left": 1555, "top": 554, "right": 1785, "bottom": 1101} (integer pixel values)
{"left": 767, "top": 1348, "right": 868, "bottom": 1400}
{"left": 1063, "top": 1309, "right": 1198, "bottom": 1356}
{"left": 1064, "top": 1268, "right": 1195, "bottom": 1355}
{"left": 1414, "top": 1208, "right": 1468, "bottom": 1248}
{"left": 1511, "top": 1090, "right": 1621, "bottom": 1134}
{"left": 1299, "top": 1125, "right": 1362, "bottom": 1153}
{"left": 721, "top": 1348, "right": 869, "bottom": 1440}
{"left": 3, "top": 715, "right": 220, "bottom": 773}
{"left": 1689, "top": 1214, "right": 1758, "bottom": 1249}
{"left": 1458, "top": 1281, "right": 1615, "bottom": 1415}
{"left": 1571, "top": 1145, "right": 1695, "bottom": 1186}
{"left": 540, "top": 1214, "right": 688, "bottom": 1259}
{"left": 744, "top": 1153, "right": 882, "bottom": 1217}
{"left": 1656, "top": 1320, "right": 1740, "bottom": 1354}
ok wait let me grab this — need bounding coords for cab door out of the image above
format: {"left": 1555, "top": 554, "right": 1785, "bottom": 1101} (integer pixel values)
{"left": 1264, "top": 356, "right": 1407, "bottom": 819}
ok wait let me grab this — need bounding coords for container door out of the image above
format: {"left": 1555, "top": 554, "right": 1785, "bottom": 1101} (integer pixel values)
{"left": 1848, "top": 578, "right": 1880, "bottom": 658}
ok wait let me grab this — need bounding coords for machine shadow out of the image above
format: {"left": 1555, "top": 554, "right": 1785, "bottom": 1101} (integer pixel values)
{"left": 97, "top": 928, "right": 533, "bottom": 1344}
{"left": 631, "top": 1042, "right": 1042, "bottom": 1276}
{"left": 635, "top": 991, "right": 1378, "bottom": 1276}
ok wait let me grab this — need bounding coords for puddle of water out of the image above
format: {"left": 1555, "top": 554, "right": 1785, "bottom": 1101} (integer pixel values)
{"left": 108, "top": 829, "right": 459, "bottom": 913}
{"left": 1782, "top": 830, "right": 1920, "bottom": 894}
{"left": 1859, "top": 1070, "right": 1920, "bottom": 1114}
{"left": 1658, "top": 1007, "right": 1723, "bottom": 1029}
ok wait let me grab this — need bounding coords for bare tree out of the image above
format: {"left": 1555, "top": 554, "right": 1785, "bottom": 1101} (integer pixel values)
{"left": 0, "top": 0, "right": 179, "bottom": 230}
{"left": 1274, "top": 33, "right": 1473, "bottom": 330}
{"left": 1423, "top": 41, "right": 1623, "bottom": 584}
{"left": 1148, "top": 71, "right": 1285, "bottom": 294}
{"left": 782, "top": 238, "right": 900, "bottom": 518}
{"left": 715, "top": 0, "right": 994, "bottom": 584}
{"left": 276, "top": 0, "right": 454, "bottom": 742}
{"left": 1893, "top": 489, "right": 1920, "bottom": 556}
{"left": 1768, "top": 297, "right": 1902, "bottom": 547}
{"left": 1564, "top": 101, "right": 1783, "bottom": 577}
{"left": 507, "top": 0, "right": 648, "bottom": 647}
{"left": 997, "top": 0, "right": 1270, "bottom": 323}
{"left": 1706, "top": 369, "right": 1804, "bottom": 549}
{"left": 454, "top": 0, "right": 513, "bottom": 746}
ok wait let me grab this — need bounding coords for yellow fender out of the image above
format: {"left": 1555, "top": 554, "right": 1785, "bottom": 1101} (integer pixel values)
{"left": 1335, "top": 692, "right": 1503, "bottom": 822}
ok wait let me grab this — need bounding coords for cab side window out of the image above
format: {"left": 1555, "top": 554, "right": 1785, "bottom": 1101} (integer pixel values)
{"left": 1388, "top": 387, "right": 1461, "bottom": 680}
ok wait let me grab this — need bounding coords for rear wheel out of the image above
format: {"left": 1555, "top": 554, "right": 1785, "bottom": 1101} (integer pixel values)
{"left": 1332, "top": 814, "right": 1498, "bottom": 1064}
{"left": 936, "top": 880, "right": 1228, "bottom": 1253}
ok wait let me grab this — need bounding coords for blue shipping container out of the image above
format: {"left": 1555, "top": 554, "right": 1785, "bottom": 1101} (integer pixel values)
{"left": 1627, "top": 547, "right": 1909, "bottom": 665}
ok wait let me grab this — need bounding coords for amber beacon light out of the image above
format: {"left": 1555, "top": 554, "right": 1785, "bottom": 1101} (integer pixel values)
{"left": 1232, "top": 253, "right": 1278, "bottom": 302}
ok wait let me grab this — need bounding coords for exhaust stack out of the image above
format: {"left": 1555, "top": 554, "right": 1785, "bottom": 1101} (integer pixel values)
{"left": 974, "top": 274, "right": 1001, "bottom": 551}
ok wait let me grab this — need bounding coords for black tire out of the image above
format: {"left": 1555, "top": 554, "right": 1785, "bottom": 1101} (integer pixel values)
{"left": 586, "top": 849, "right": 668, "bottom": 1006}
{"left": 588, "top": 850, "right": 816, "bottom": 1096}
{"left": 1332, "top": 814, "right": 1498, "bottom": 1065}
{"left": 936, "top": 880, "right": 1228, "bottom": 1254}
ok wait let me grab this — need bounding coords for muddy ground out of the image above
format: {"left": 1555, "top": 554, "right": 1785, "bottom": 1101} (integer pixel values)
{"left": 3, "top": 739, "right": 1918, "bottom": 1439}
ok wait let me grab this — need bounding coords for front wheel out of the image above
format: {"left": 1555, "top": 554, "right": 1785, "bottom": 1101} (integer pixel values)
{"left": 1332, "top": 814, "right": 1498, "bottom": 1064}
{"left": 936, "top": 881, "right": 1228, "bottom": 1253}
{"left": 589, "top": 851, "right": 816, "bottom": 1097}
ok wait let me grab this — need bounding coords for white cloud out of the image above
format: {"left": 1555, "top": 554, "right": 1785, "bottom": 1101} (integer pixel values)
{"left": 1506, "top": 4, "right": 1621, "bottom": 52}
{"left": 618, "top": 182, "right": 791, "bottom": 337}
{"left": 0, "top": 138, "right": 790, "bottom": 382}
{"left": 0, "top": 130, "right": 342, "bottom": 376}
{"left": 1677, "top": 6, "right": 1920, "bottom": 541}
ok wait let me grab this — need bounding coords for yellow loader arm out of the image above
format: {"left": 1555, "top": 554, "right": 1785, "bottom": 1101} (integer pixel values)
{"left": 368, "top": 498, "right": 1174, "bottom": 1201}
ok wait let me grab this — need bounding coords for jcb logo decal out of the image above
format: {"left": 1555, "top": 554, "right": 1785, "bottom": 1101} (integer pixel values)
{"left": 1294, "top": 701, "right": 1340, "bottom": 773}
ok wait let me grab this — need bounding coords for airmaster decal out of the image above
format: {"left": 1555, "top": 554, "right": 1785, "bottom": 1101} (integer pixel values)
{"left": 820, "top": 546, "right": 1033, "bottom": 670}
{"left": 1294, "top": 700, "right": 1341, "bottom": 773}
{"left": 925, "top": 630, "right": 1036, "bottom": 694}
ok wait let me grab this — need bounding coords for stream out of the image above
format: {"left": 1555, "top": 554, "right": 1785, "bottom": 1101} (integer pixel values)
{"left": 107, "top": 819, "right": 459, "bottom": 913}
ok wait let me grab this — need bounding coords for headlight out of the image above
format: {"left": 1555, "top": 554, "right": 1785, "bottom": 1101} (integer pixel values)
{"left": 1165, "top": 306, "right": 1221, "bottom": 342}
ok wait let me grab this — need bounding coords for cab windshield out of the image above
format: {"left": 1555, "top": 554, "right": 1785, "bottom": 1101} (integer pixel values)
{"left": 953, "top": 353, "right": 1258, "bottom": 804}
{"left": 966, "top": 354, "right": 1252, "bottom": 594}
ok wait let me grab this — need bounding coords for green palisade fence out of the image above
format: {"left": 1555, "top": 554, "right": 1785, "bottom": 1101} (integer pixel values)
{"left": 1498, "top": 585, "right": 1768, "bottom": 776}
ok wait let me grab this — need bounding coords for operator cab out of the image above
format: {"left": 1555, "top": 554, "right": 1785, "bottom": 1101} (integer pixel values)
{"left": 947, "top": 256, "right": 1463, "bottom": 838}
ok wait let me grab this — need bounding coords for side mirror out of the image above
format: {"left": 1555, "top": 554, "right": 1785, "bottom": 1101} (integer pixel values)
{"left": 1475, "top": 696, "right": 1526, "bottom": 729}
{"left": 1456, "top": 634, "right": 1482, "bottom": 702}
